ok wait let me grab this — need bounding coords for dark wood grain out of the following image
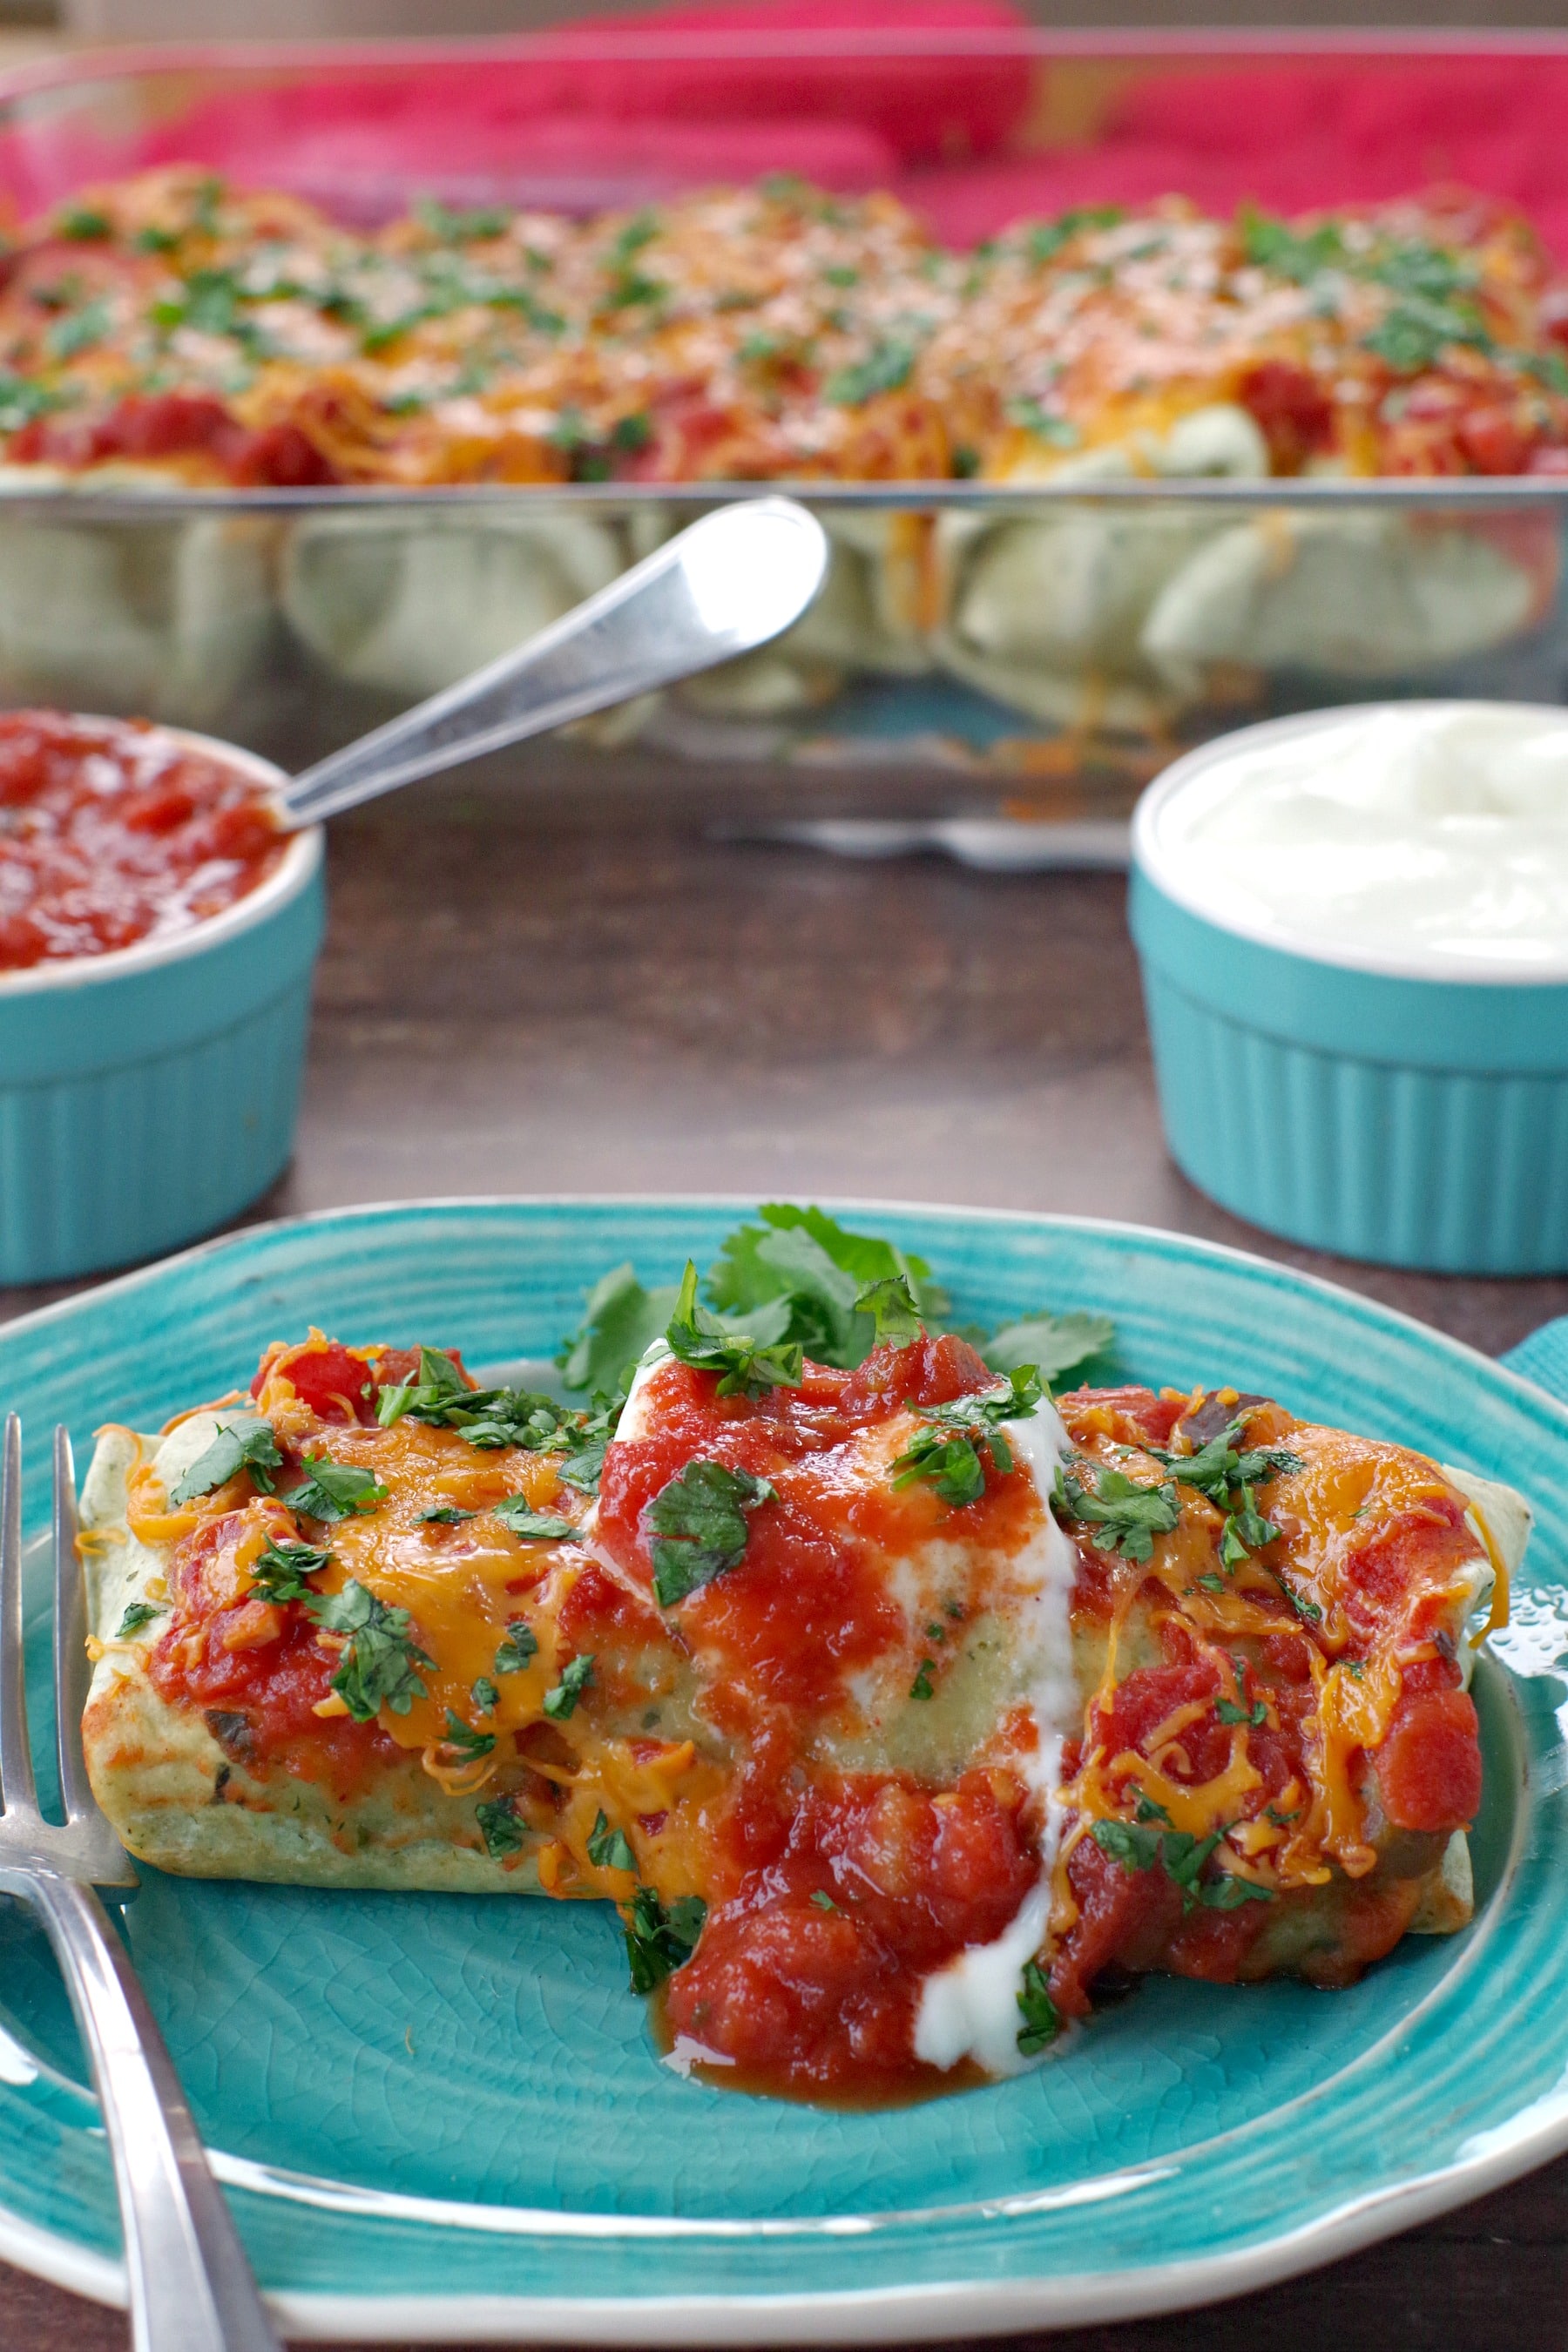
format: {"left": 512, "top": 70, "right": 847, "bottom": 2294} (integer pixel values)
{"left": 1, "top": 778, "right": 1563, "bottom": 2346}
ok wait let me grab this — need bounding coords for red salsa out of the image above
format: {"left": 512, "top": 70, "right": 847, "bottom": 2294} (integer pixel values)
{"left": 0, "top": 708, "right": 287, "bottom": 971}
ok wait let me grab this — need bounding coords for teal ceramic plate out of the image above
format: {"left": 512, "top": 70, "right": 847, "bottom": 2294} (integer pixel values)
{"left": 1, "top": 1200, "right": 1565, "bottom": 2342}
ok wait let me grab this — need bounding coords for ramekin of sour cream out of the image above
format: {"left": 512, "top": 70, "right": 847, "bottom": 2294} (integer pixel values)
{"left": 1130, "top": 701, "right": 1568, "bottom": 1274}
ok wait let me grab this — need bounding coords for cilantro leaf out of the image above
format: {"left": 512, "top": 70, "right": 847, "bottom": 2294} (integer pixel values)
{"left": 646, "top": 1458, "right": 775, "bottom": 1607}
{"left": 1215, "top": 1696, "right": 1267, "bottom": 1727}
{"left": 809, "top": 1889, "right": 838, "bottom": 1912}
{"left": 492, "top": 1496, "right": 578, "bottom": 1540}
{"left": 1054, "top": 1465, "right": 1180, "bottom": 1563}
{"left": 855, "top": 1272, "right": 924, "bottom": 1349}
{"left": 892, "top": 1369, "right": 1044, "bottom": 1510}
{"left": 623, "top": 1884, "right": 706, "bottom": 1993}
{"left": 312, "top": 1579, "right": 434, "bottom": 1720}
{"left": 824, "top": 339, "right": 916, "bottom": 406}
{"left": 1016, "top": 1957, "right": 1060, "bottom": 2056}
{"left": 247, "top": 1535, "right": 331, "bottom": 1604}
{"left": 543, "top": 1653, "right": 593, "bottom": 1720}
{"left": 1024, "top": 203, "right": 1125, "bottom": 264}
{"left": 587, "top": 1809, "right": 636, "bottom": 1872}
{"left": 706, "top": 1203, "right": 945, "bottom": 1369}
{"left": 116, "top": 1600, "right": 163, "bottom": 1638}
{"left": 1238, "top": 206, "right": 1348, "bottom": 286}
{"left": 442, "top": 1709, "right": 496, "bottom": 1761}
{"left": 375, "top": 1346, "right": 470, "bottom": 1428}
{"left": 169, "top": 1419, "right": 284, "bottom": 1507}
{"left": 419, "top": 1505, "right": 474, "bottom": 1525}
{"left": 557, "top": 1260, "right": 681, "bottom": 1396}
{"left": 1091, "top": 1819, "right": 1166, "bottom": 1875}
{"left": 1200, "top": 1874, "right": 1275, "bottom": 1909}
{"left": 57, "top": 206, "right": 112, "bottom": 241}
{"left": 981, "top": 1310, "right": 1114, "bottom": 1383}
{"left": 909, "top": 1659, "right": 936, "bottom": 1701}
{"left": 285, "top": 1453, "right": 389, "bottom": 1523}
{"left": 495, "top": 1619, "right": 537, "bottom": 1675}
{"left": 665, "top": 1261, "right": 803, "bottom": 1399}
{"left": 476, "top": 1793, "right": 527, "bottom": 1859}
{"left": 471, "top": 1676, "right": 499, "bottom": 1713}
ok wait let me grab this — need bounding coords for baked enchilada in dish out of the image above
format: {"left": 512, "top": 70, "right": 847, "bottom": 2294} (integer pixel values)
{"left": 3, "top": 169, "right": 1565, "bottom": 487}
{"left": 78, "top": 1222, "right": 1523, "bottom": 2103}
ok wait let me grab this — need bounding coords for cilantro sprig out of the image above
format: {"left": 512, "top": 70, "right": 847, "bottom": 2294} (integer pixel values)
{"left": 664, "top": 1261, "right": 804, "bottom": 1399}
{"left": 491, "top": 1497, "right": 578, "bottom": 1541}
{"left": 646, "top": 1457, "right": 776, "bottom": 1607}
{"left": 286, "top": 1453, "right": 389, "bottom": 1524}
{"left": 116, "top": 1600, "right": 164, "bottom": 1639}
{"left": 313, "top": 1580, "right": 435, "bottom": 1720}
{"left": 587, "top": 1810, "right": 636, "bottom": 1872}
{"left": 168, "top": 1419, "right": 283, "bottom": 1507}
{"left": 1149, "top": 1414, "right": 1301, "bottom": 1576}
{"left": 1053, "top": 1464, "right": 1180, "bottom": 1563}
{"left": 891, "top": 1367, "right": 1044, "bottom": 1510}
{"left": 247, "top": 1534, "right": 332, "bottom": 1604}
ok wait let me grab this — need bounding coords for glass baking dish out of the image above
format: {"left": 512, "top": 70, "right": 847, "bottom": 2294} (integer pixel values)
{"left": 1, "top": 25, "right": 1566, "bottom": 858}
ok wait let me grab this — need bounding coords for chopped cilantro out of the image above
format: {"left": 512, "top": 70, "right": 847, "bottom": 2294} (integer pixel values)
{"left": 247, "top": 1535, "right": 332, "bottom": 1604}
{"left": 586, "top": 1809, "right": 636, "bottom": 1872}
{"left": 1273, "top": 1573, "right": 1323, "bottom": 1624}
{"left": 623, "top": 1884, "right": 706, "bottom": 1993}
{"left": 665, "top": 1260, "right": 803, "bottom": 1399}
{"left": 951, "top": 443, "right": 981, "bottom": 477}
{"left": 822, "top": 263, "right": 859, "bottom": 287}
{"left": 313, "top": 1579, "right": 434, "bottom": 1720}
{"left": 476, "top": 1793, "right": 527, "bottom": 1859}
{"left": 809, "top": 1889, "right": 838, "bottom": 1912}
{"left": 133, "top": 223, "right": 179, "bottom": 253}
{"left": 471, "top": 1676, "right": 499, "bottom": 1713}
{"left": 610, "top": 209, "right": 660, "bottom": 262}
{"left": 892, "top": 1367, "right": 1044, "bottom": 1510}
{"left": 1238, "top": 206, "right": 1347, "bottom": 286}
{"left": 855, "top": 1271, "right": 924, "bottom": 1349}
{"left": 286, "top": 1453, "right": 389, "bottom": 1523}
{"left": 909, "top": 1659, "right": 936, "bottom": 1701}
{"left": 824, "top": 339, "right": 916, "bottom": 406}
{"left": 1134, "top": 1793, "right": 1173, "bottom": 1825}
{"left": 494, "top": 1619, "right": 538, "bottom": 1675}
{"left": 415, "top": 198, "right": 510, "bottom": 241}
{"left": 442, "top": 1709, "right": 496, "bottom": 1761}
{"left": 116, "top": 1600, "right": 164, "bottom": 1639}
{"left": 1092, "top": 1818, "right": 1274, "bottom": 1912}
{"left": 646, "top": 1457, "right": 775, "bottom": 1608}
{"left": 1363, "top": 294, "right": 1492, "bottom": 374}
{"left": 0, "top": 373, "right": 64, "bottom": 431}
{"left": 45, "top": 297, "right": 112, "bottom": 358}
{"left": 492, "top": 1497, "right": 578, "bottom": 1541}
{"left": 169, "top": 1419, "right": 283, "bottom": 1507}
{"left": 1024, "top": 205, "right": 1124, "bottom": 265}
{"left": 1150, "top": 1417, "right": 1301, "bottom": 1505}
{"left": 1053, "top": 1463, "right": 1180, "bottom": 1563}
{"left": 419, "top": 1504, "right": 474, "bottom": 1525}
{"left": 1215, "top": 1696, "right": 1267, "bottom": 1727}
{"left": 542, "top": 1653, "right": 593, "bottom": 1720}
{"left": 375, "top": 1347, "right": 469, "bottom": 1426}
{"left": 1015, "top": 1957, "right": 1060, "bottom": 2056}
{"left": 57, "top": 208, "right": 111, "bottom": 242}
{"left": 605, "top": 269, "right": 665, "bottom": 311}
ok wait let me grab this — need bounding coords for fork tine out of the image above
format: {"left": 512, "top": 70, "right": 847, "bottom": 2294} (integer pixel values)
{"left": 52, "top": 1426, "right": 98, "bottom": 1827}
{"left": 0, "top": 1413, "right": 37, "bottom": 1816}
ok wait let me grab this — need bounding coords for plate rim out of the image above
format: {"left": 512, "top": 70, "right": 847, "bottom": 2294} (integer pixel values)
{"left": 2, "top": 1192, "right": 1565, "bottom": 2339}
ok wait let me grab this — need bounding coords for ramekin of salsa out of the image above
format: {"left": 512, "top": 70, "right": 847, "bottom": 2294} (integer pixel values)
{"left": 0, "top": 708, "right": 323, "bottom": 1282}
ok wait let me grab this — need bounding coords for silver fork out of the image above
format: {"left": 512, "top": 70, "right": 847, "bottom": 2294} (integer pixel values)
{"left": 0, "top": 1416, "right": 282, "bottom": 2352}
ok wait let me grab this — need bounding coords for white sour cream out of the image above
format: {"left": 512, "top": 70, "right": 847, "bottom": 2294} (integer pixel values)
{"left": 913, "top": 1395, "right": 1079, "bottom": 2078}
{"left": 1138, "top": 701, "right": 1568, "bottom": 978}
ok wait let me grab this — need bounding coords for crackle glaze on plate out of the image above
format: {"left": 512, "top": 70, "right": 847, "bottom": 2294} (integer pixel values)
{"left": 0, "top": 1200, "right": 1565, "bottom": 2342}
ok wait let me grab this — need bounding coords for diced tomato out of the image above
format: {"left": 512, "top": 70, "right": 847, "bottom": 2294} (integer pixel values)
{"left": 1237, "top": 359, "right": 1335, "bottom": 470}
{"left": 276, "top": 1343, "right": 375, "bottom": 1424}
{"left": 1456, "top": 402, "right": 1533, "bottom": 476}
{"left": 1058, "top": 1386, "right": 1184, "bottom": 1450}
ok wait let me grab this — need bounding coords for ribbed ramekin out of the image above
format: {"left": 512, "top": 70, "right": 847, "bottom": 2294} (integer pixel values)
{"left": 0, "top": 733, "right": 323, "bottom": 1283}
{"left": 1130, "top": 706, "right": 1568, "bottom": 1276}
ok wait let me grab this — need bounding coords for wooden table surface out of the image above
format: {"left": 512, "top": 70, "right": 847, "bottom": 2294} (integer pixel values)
{"left": 1, "top": 776, "right": 1563, "bottom": 2347}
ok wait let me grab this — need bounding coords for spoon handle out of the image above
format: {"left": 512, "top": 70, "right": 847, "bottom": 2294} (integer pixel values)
{"left": 280, "top": 495, "right": 827, "bottom": 827}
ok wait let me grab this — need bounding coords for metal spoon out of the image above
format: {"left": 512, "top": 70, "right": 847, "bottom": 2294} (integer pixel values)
{"left": 280, "top": 495, "right": 828, "bottom": 827}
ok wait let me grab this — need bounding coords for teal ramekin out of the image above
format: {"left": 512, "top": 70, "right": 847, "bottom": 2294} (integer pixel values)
{"left": 1130, "top": 705, "right": 1568, "bottom": 1276}
{"left": 0, "top": 733, "right": 323, "bottom": 1284}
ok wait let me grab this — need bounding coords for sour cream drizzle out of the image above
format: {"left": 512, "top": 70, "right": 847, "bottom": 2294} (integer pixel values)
{"left": 913, "top": 1391, "right": 1079, "bottom": 2078}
